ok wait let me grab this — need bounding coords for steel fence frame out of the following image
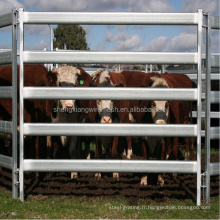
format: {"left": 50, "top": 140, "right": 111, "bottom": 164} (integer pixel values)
{"left": 204, "top": 13, "right": 220, "bottom": 204}
{"left": 0, "top": 9, "right": 18, "bottom": 199}
{"left": 17, "top": 9, "right": 203, "bottom": 205}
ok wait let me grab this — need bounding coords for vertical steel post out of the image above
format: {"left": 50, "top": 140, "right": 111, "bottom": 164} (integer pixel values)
{"left": 196, "top": 9, "right": 203, "bottom": 206}
{"left": 12, "top": 8, "right": 18, "bottom": 199}
{"left": 205, "top": 13, "right": 211, "bottom": 204}
{"left": 19, "top": 8, "right": 24, "bottom": 202}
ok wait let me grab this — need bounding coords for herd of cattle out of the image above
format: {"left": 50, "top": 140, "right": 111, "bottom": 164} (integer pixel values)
{"left": 0, "top": 64, "right": 195, "bottom": 186}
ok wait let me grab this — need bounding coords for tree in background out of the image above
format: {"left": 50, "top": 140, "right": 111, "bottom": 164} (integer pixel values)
{"left": 53, "top": 24, "right": 90, "bottom": 50}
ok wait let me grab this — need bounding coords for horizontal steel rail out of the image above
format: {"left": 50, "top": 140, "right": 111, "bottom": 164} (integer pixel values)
{"left": 210, "top": 127, "right": 220, "bottom": 140}
{"left": 0, "top": 154, "right": 12, "bottom": 170}
{"left": 23, "top": 51, "right": 198, "bottom": 65}
{"left": 0, "top": 50, "right": 12, "bottom": 64}
{"left": 186, "top": 74, "right": 220, "bottom": 80}
{"left": 23, "top": 87, "right": 197, "bottom": 101}
{"left": 211, "top": 16, "right": 220, "bottom": 29}
{"left": 23, "top": 123, "right": 197, "bottom": 137}
{"left": 211, "top": 54, "right": 220, "bottom": 67}
{"left": 0, "top": 12, "right": 12, "bottom": 27}
{"left": 192, "top": 111, "right": 220, "bottom": 118}
{"left": 23, "top": 12, "right": 199, "bottom": 25}
{"left": 0, "top": 87, "right": 12, "bottom": 98}
{"left": 210, "top": 163, "right": 220, "bottom": 176}
{"left": 23, "top": 159, "right": 198, "bottom": 173}
{"left": 202, "top": 92, "right": 220, "bottom": 103}
{"left": 0, "top": 120, "right": 12, "bottom": 134}
{"left": 201, "top": 127, "right": 220, "bottom": 140}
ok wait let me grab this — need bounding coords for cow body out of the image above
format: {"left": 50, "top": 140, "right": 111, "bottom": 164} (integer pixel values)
{"left": 48, "top": 66, "right": 92, "bottom": 178}
{"left": 89, "top": 69, "right": 131, "bottom": 180}
{"left": 121, "top": 70, "right": 192, "bottom": 186}
{"left": 0, "top": 65, "right": 50, "bottom": 166}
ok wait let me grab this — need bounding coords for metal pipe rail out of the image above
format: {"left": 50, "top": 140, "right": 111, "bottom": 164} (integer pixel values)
{"left": 0, "top": 9, "right": 18, "bottom": 199}
{"left": 0, "top": 120, "right": 12, "bottom": 134}
{"left": 0, "top": 154, "right": 12, "bottom": 170}
{"left": 0, "top": 87, "right": 13, "bottom": 98}
{"left": 211, "top": 16, "right": 220, "bottom": 29}
{"left": 23, "top": 12, "right": 199, "bottom": 25}
{"left": 23, "top": 159, "right": 198, "bottom": 173}
{"left": 0, "top": 50, "right": 12, "bottom": 64}
{"left": 0, "top": 12, "right": 12, "bottom": 27}
{"left": 23, "top": 87, "right": 197, "bottom": 101}
{"left": 23, "top": 123, "right": 197, "bottom": 137}
{"left": 23, "top": 51, "right": 198, "bottom": 65}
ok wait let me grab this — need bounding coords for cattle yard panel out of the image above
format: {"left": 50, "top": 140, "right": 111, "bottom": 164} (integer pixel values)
{"left": 0, "top": 9, "right": 18, "bottom": 199}
{"left": 17, "top": 9, "right": 203, "bottom": 205}
{"left": 204, "top": 14, "right": 220, "bottom": 204}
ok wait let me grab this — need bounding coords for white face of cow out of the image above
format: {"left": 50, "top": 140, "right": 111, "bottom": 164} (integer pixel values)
{"left": 52, "top": 66, "right": 81, "bottom": 110}
{"left": 96, "top": 70, "right": 114, "bottom": 124}
{"left": 97, "top": 100, "right": 113, "bottom": 123}
{"left": 151, "top": 101, "right": 169, "bottom": 124}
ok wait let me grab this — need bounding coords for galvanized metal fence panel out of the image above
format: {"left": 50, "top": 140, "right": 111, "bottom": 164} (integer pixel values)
{"left": 204, "top": 14, "right": 220, "bottom": 204}
{"left": 0, "top": 9, "right": 18, "bottom": 199}
{"left": 17, "top": 9, "right": 203, "bottom": 205}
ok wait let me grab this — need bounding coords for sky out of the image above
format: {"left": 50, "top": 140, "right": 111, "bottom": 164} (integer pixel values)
{"left": 0, "top": 0, "right": 219, "bottom": 54}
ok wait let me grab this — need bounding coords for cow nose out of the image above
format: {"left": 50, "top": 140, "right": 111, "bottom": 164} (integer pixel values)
{"left": 155, "top": 120, "right": 166, "bottom": 124}
{"left": 65, "top": 103, "right": 74, "bottom": 109}
{"left": 101, "top": 116, "right": 112, "bottom": 123}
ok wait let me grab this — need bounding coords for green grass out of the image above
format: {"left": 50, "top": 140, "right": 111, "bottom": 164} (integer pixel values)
{"left": 0, "top": 188, "right": 219, "bottom": 219}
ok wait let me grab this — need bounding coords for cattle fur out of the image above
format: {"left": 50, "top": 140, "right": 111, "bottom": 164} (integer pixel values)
{"left": 150, "top": 76, "right": 169, "bottom": 88}
{"left": 52, "top": 66, "right": 81, "bottom": 85}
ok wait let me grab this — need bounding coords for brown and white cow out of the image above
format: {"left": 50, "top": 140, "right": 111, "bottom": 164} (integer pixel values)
{"left": 89, "top": 69, "right": 132, "bottom": 180}
{"left": 47, "top": 66, "right": 92, "bottom": 179}
{"left": 121, "top": 70, "right": 193, "bottom": 186}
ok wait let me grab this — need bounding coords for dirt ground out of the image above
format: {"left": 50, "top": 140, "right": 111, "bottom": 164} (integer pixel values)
{"left": 0, "top": 151, "right": 219, "bottom": 203}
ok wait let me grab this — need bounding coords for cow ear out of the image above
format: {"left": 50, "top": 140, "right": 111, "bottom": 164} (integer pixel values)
{"left": 115, "top": 83, "right": 124, "bottom": 87}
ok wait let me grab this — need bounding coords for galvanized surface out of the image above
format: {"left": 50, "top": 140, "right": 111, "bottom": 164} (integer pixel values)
{"left": 12, "top": 8, "right": 18, "bottom": 199}
{"left": 0, "top": 87, "right": 12, "bottom": 98}
{"left": 211, "top": 54, "right": 220, "bottom": 67}
{"left": 23, "top": 51, "right": 198, "bottom": 64}
{"left": 23, "top": 12, "right": 199, "bottom": 25}
{"left": 196, "top": 9, "right": 202, "bottom": 206}
{"left": 0, "top": 154, "right": 12, "bottom": 170}
{"left": 0, "top": 12, "right": 12, "bottom": 27}
{"left": 0, "top": 120, "right": 12, "bottom": 134}
{"left": 210, "top": 163, "right": 220, "bottom": 176}
{"left": 23, "top": 159, "right": 198, "bottom": 173}
{"left": 0, "top": 51, "right": 12, "bottom": 64}
{"left": 211, "top": 16, "right": 220, "bottom": 29}
{"left": 23, "top": 87, "right": 198, "bottom": 101}
{"left": 23, "top": 123, "right": 197, "bottom": 137}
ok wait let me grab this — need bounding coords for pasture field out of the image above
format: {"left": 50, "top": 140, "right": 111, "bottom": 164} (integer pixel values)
{"left": 0, "top": 186, "right": 219, "bottom": 219}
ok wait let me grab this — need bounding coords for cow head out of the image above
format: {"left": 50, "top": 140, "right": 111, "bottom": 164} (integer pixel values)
{"left": 150, "top": 77, "right": 169, "bottom": 124}
{"left": 49, "top": 66, "right": 81, "bottom": 111}
{"left": 96, "top": 70, "right": 114, "bottom": 124}
{"left": 91, "top": 69, "right": 126, "bottom": 124}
